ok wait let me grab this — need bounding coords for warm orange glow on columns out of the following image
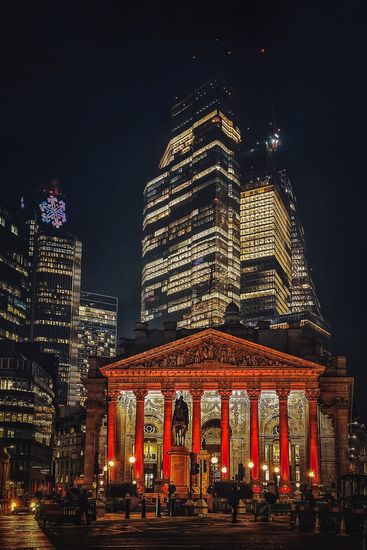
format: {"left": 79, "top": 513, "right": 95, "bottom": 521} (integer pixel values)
{"left": 161, "top": 388, "right": 175, "bottom": 480}
{"left": 190, "top": 388, "right": 204, "bottom": 454}
{"left": 276, "top": 388, "right": 290, "bottom": 482}
{"left": 247, "top": 388, "right": 261, "bottom": 481}
{"left": 306, "top": 388, "right": 321, "bottom": 484}
{"left": 107, "top": 398, "right": 117, "bottom": 462}
{"left": 219, "top": 388, "right": 232, "bottom": 479}
{"left": 133, "top": 389, "right": 148, "bottom": 486}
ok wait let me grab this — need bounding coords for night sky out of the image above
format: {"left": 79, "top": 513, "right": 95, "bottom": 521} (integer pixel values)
{"left": 1, "top": 2, "right": 366, "bottom": 416}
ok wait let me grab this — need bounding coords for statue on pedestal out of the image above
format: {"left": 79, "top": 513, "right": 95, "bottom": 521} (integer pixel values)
{"left": 172, "top": 395, "right": 189, "bottom": 446}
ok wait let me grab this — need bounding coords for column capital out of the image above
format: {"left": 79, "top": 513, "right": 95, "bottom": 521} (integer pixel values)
{"left": 218, "top": 388, "right": 232, "bottom": 399}
{"left": 190, "top": 388, "right": 204, "bottom": 399}
{"left": 247, "top": 388, "right": 261, "bottom": 401}
{"left": 161, "top": 387, "right": 176, "bottom": 399}
{"left": 305, "top": 387, "right": 321, "bottom": 401}
{"left": 108, "top": 390, "right": 120, "bottom": 402}
{"left": 133, "top": 389, "right": 148, "bottom": 401}
{"left": 276, "top": 388, "right": 290, "bottom": 400}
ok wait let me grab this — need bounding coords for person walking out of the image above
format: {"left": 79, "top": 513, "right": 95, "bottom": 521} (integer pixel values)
{"left": 77, "top": 489, "right": 91, "bottom": 525}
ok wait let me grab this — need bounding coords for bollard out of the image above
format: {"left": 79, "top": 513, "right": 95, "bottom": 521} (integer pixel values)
{"left": 124, "top": 495, "right": 130, "bottom": 519}
{"left": 141, "top": 496, "right": 146, "bottom": 519}
{"left": 155, "top": 495, "right": 161, "bottom": 518}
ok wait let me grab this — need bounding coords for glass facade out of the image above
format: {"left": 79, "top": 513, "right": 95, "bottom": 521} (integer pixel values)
{"left": 77, "top": 292, "right": 117, "bottom": 406}
{"left": 141, "top": 79, "right": 241, "bottom": 328}
{"left": 240, "top": 130, "right": 323, "bottom": 325}
{"left": 0, "top": 347, "right": 54, "bottom": 495}
{"left": 0, "top": 205, "right": 29, "bottom": 341}
{"left": 30, "top": 233, "right": 81, "bottom": 406}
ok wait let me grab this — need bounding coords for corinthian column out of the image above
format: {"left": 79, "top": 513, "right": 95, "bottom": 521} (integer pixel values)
{"left": 161, "top": 388, "right": 176, "bottom": 480}
{"left": 306, "top": 388, "right": 321, "bottom": 484}
{"left": 276, "top": 388, "right": 290, "bottom": 484}
{"left": 190, "top": 388, "right": 204, "bottom": 455}
{"left": 247, "top": 388, "right": 261, "bottom": 482}
{"left": 133, "top": 389, "right": 148, "bottom": 489}
{"left": 218, "top": 388, "right": 232, "bottom": 479}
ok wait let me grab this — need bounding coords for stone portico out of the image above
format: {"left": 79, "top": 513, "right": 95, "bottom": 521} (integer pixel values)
{"left": 84, "top": 325, "right": 353, "bottom": 494}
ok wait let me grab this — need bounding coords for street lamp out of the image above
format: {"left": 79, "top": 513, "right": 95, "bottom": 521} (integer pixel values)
{"left": 248, "top": 461, "right": 254, "bottom": 484}
{"left": 262, "top": 464, "right": 268, "bottom": 482}
{"left": 308, "top": 470, "right": 315, "bottom": 487}
{"left": 105, "top": 460, "right": 115, "bottom": 497}
{"left": 221, "top": 465, "right": 227, "bottom": 478}
{"left": 273, "top": 466, "right": 280, "bottom": 498}
{"left": 128, "top": 456, "right": 136, "bottom": 489}
{"left": 210, "top": 456, "right": 218, "bottom": 487}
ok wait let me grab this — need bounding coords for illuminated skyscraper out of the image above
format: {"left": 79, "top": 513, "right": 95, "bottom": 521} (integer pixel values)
{"left": 0, "top": 204, "right": 29, "bottom": 341}
{"left": 25, "top": 182, "right": 82, "bottom": 406}
{"left": 141, "top": 79, "right": 241, "bottom": 328}
{"left": 77, "top": 292, "right": 118, "bottom": 406}
{"left": 240, "top": 128, "right": 323, "bottom": 326}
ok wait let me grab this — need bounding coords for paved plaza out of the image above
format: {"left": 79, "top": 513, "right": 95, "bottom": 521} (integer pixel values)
{"left": 0, "top": 512, "right": 362, "bottom": 550}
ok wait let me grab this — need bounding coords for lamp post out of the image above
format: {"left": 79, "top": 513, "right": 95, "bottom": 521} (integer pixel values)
{"left": 247, "top": 461, "right": 254, "bottom": 484}
{"left": 128, "top": 456, "right": 136, "bottom": 492}
{"left": 273, "top": 466, "right": 280, "bottom": 499}
{"left": 221, "top": 465, "right": 227, "bottom": 479}
{"left": 210, "top": 456, "right": 218, "bottom": 488}
{"left": 308, "top": 470, "right": 315, "bottom": 490}
{"left": 104, "top": 460, "right": 115, "bottom": 498}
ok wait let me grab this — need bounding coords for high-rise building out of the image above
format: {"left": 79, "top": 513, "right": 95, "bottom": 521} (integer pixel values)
{"left": 141, "top": 79, "right": 241, "bottom": 328}
{"left": 24, "top": 182, "right": 82, "bottom": 406}
{"left": 0, "top": 204, "right": 29, "bottom": 341}
{"left": 240, "top": 133, "right": 291, "bottom": 323}
{"left": 240, "top": 127, "right": 324, "bottom": 327}
{"left": 0, "top": 341, "right": 55, "bottom": 495}
{"left": 77, "top": 292, "right": 118, "bottom": 406}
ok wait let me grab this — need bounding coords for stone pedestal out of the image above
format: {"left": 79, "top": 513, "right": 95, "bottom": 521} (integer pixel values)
{"left": 168, "top": 445, "right": 190, "bottom": 498}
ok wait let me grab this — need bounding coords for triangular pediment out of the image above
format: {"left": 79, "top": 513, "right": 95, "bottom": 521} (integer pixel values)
{"left": 101, "top": 328, "right": 323, "bottom": 376}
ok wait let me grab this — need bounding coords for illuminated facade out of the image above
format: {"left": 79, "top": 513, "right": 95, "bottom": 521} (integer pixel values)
{"left": 77, "top": 292, "right": 118, "bottom": 406}
{"left": 83, "top": 305, "right": 353, "bottom": 495}
{"left": 141, "top": 79, "right": 241, "bottom": 328}
{"left": 0, "top": 204, "right": 29, "bottom": 341}
{"left": 0, "top": 341, "right": 55, "bottom": 495}
{"left": 26, "top": 183, "right": 82, "bottom": 406}
{"left": 240, "top": 131, "right": 323, "bottom": 326}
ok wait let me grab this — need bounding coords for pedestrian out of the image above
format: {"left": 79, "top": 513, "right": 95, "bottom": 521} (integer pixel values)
{"left": 228, "top": 485, "right": 240, "bottom": 523}
{"left": 77, "top": 489, "right": 91, "bottom": 525}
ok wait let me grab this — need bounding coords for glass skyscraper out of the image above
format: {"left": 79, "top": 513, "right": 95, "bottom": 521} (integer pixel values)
{"left": 77, "top": 292, "right": 118, "bottom": 406}
{"left": 240, "top": 127, "right": 324, "bottom": 327}
{"left": 141, "top": 79, "right": 241, "bottom": 328}
{"left": 0, "top": 204, "right": 29, "bottom": 342}
{"left": 24, "top": 182, "right": 82, "bottom": 406}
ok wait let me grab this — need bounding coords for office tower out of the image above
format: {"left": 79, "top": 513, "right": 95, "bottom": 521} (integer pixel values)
{"left": 279, "top": 171, "right": 323, "bottom": 318}
{"left": 0, "top": 341, "right": 55, "bottom": 495}
{"left": 240, "top": 126, "right": 324, "bottom": 326}
{"left": 25, "top": 182, "right": 82, "bottom": 406}
{"left": 0, "top": 204, "right": 29, "bottom": 341}
{"left": 240, "top": 133, "right": 291, "bottom": 323}
{"left": 141, "top": 79, "right": 241, "bottom": 328}
{"left": 77, "top": 292, "right": 118, "bottom": 406}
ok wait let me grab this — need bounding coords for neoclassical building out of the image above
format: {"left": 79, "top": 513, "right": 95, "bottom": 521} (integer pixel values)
{"left": 83, "top": 305, "right": 353, "bottom": 494}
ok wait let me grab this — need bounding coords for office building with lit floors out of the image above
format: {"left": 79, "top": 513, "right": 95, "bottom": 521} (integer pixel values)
{"left": 141, "top": 78, "right": 241, "bottom": 329}
{"left": 24, "top": 182, "right": 82, "bottom": 406}
{"left": 83, "top": 304, "right": 353, "bottom": 496}
{"left": 240, "top": 128, "right": 325, "bottom": 334}
{"left": 0, "top": 341, "right": 55, "bottom": 496}
{"left": 77, "top": 292, "right": 118, "bottom": 406}
{"left": 0, "top": 203, "right": 29, "bottom": 341}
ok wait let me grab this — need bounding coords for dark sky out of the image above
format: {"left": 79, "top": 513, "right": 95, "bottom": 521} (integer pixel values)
{"left": 1, "top": 1, "right": 366, "bottom": 416}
